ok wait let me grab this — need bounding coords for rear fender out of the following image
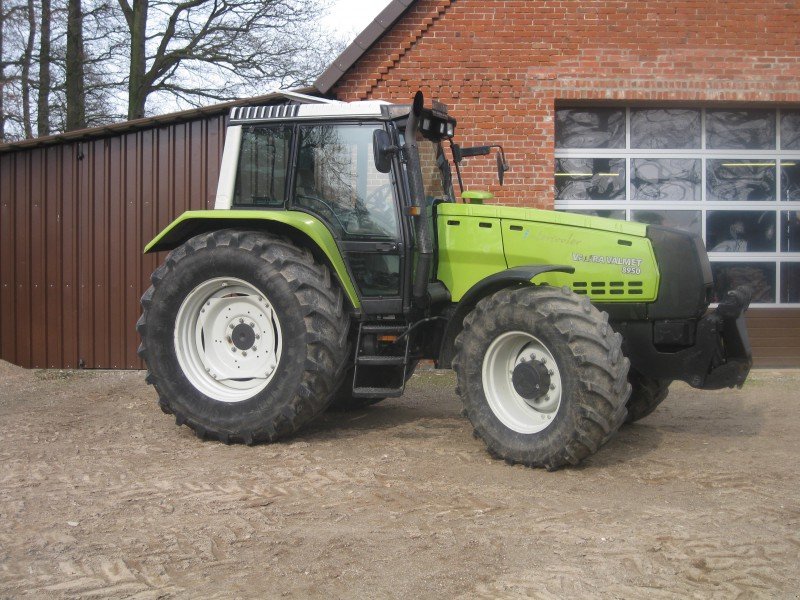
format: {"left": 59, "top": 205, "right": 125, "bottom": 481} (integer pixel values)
{"left": 144, "top": 210, "right": 360, "bottom": 309}
{"left": 437, "top": 265, "right": 574, "bottom": 368}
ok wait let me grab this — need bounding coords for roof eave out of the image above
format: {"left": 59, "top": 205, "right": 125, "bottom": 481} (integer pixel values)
{"left": 314, "top": 0, "right": 416, "bottom": 95}
{"left": 0, "top": 87, "right": 318, "bottom": 154}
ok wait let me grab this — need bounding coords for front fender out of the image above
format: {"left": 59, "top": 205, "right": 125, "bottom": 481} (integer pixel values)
{"left": 437, "top": 265, "right": 575, "bottom": 369}
{"left": 144, "top": 209, "right": 360, "bottom": 309}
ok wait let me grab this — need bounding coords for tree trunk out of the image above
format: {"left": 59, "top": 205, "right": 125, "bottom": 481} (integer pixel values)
{"left": 127, "top": 0, "right": 148, "bottom": 120}
{"left": 21, "top": 0, "right": 35, "bottom": 138}
{"left": 65, "top": 0, "right": 86, "bottom": 131}
{"left": 0, "top": 0, "right": 5, "bottom": 140}
{"left": 37, "top": 0, "right": 51, "bottom": 136}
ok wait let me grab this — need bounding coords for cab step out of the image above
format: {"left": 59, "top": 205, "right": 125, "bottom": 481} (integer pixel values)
{"left": 356, "top": 355, "right": 406, "bottom": 366}
{"left": 351, "top": 320, "right": 412, "bottom": 398}
{"left": 351, "top": 386, "right": 406, "bottom": 398}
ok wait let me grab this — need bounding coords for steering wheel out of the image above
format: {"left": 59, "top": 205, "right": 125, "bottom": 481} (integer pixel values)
{"left": 361, "top": 184, "right": 396, "bottom": 235}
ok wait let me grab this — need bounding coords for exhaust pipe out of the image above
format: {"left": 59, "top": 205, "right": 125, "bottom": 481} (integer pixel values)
{"left": 404, "top": 92, "right": 434, "bottom": 306}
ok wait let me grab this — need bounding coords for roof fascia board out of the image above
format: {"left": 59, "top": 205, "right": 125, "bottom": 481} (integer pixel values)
{"left": 314, "top": 0, "right": 415, "bottom": 94}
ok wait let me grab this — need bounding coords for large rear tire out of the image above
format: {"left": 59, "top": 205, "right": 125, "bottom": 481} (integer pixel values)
{"left": 624, "top": 370, "right": 671, "bottom": 423}
{"left": 137, "top": 230, "right": 349, "bottom": 444}
{"left": 453, "top": 286, "right": 630, "bottom": 469}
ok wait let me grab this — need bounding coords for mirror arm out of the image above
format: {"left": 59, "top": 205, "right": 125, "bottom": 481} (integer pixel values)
{"left": 449, "top": 140, "right": 465, "bottom": 195}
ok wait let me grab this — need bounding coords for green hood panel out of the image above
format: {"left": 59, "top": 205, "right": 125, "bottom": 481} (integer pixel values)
{"left": 144, "top": 210, "right": 360, "bottom": 309}
{"left": 436, "top": 204, "right": 658, "bottom": 302}
{"left": 437, "top": 203, "right": 648, "bottom": 237}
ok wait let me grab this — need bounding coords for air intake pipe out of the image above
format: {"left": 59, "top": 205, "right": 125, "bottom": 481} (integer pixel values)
{"left": 404, "top": 92, "right": 434, "bottom": 306}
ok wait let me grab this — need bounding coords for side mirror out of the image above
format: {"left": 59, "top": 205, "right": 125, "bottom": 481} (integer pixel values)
{"left": 496, "top": 151, "right": 509, "bottom": 186}
{"left": 373, "top": 129, "right": 395, "bottom": 174}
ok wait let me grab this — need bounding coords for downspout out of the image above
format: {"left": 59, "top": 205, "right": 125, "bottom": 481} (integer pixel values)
{"left": 404, "top": 92, "right": 434, "bottom": 306}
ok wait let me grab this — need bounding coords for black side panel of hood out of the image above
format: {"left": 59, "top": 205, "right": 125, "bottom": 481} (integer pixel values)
{"left": 647, "top": 226, "right": 713, "bottom": 320}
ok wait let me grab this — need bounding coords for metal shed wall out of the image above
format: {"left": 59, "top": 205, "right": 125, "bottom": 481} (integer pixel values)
{"left": 0, "top": 116, "right": 226, "bottom": 369}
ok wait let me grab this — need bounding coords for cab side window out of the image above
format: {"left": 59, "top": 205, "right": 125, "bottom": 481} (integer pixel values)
{"left": 293, "top": 124, "right": 398, "bottom": 239}
{"left": 233, "top": 125, "right": 291, "bottom": 207}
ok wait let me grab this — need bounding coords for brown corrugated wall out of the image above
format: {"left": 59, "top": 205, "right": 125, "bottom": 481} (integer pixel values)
{"left": 0, "top": 116, "right": 227, "bottom": 369}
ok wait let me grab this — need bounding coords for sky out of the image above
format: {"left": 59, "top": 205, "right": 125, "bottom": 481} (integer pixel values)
{"left": 323, "top": 0, "right": 394, "bottom": 44}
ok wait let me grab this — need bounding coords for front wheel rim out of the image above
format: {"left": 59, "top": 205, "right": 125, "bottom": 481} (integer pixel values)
{"left": 174, "top": 277, "right": 282, "bottom": 403}
{"left": 482, "top": 331, "right": 563, "bottom": 434}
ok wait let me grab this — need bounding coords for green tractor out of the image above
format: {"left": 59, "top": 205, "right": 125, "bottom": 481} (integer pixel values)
{"left": 137, "top": 92, "right": 752, "bottom": 469}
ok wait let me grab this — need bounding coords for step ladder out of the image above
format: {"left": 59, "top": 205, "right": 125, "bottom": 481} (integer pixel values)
{"left": 351, "top": 322, "right": 411, "bottom": 398}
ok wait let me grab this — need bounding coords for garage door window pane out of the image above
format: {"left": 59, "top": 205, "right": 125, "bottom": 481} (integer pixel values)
{"left": 782, "top": 160, "right": 800, "bottom": 200}
{"left": 781, "top": 263, "right": 800, "bottom": 302}
{"left": 706, "top": 109, "right": 776, "bottom": 150}
{"left": 632, "top": 210, "right": 701, "bottom": 236}
{"left": 712, "top": 262, "right": 775, "bottom": 303}
{"left": 563, "top": 209, "right": 626, "bottom": 220}
{"left": 631, "top": 158, "right": 700, "bottom": 201}
{"left": 707, "top": 210, "right": 776, "bottom": 252}
{"left": 555, "top": 108, "right": 625, "bottom": 149}
{"left": 781, "top": 211, "right": 800, "bottom": 252}
{"left": 630, "top": 109, "right": 700, "bottom": 149}
{"left": 707, "top": 159, "right": 776, "bottom": 201}
{"left": 555, "top": 158, "right": 625, "bottom": 200}
{"left": 781, "top": 110, "right": 800, "bottom": 150}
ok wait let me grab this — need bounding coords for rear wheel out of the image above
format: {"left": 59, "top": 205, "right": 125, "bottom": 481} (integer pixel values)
{"left": 453, "top": 286, "right": 630, "bottom": 469}
{"left": 624, "top": 370, "right": 671, "bottom": 423}
{"left": 137, "top": 229, "right": 349, "bottom": 444}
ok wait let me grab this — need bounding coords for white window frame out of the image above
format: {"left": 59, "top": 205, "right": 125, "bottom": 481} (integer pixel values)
{"left": 554, "top": 106, "right": 800, "bottom": 308}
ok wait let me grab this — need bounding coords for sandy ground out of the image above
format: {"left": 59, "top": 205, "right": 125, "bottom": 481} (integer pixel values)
{"left": 0, "top": 360, "right": 799, "bottom": 599}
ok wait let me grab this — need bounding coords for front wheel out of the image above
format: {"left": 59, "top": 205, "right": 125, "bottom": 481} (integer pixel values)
{"left": 624, "top": 370, "right": 671, "bottom": 423}
{"left": 137, "top": 229, "right": 349, "bottom": 444}
{"left": 453, "top": 286, "right": 630, "bottom": 469}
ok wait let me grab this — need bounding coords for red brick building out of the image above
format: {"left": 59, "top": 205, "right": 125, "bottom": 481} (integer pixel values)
{"left": 317, "top": 0, "right": 800, "bottom": 366}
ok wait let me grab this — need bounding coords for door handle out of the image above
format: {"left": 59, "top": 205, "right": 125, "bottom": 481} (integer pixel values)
{"left": 375, "top": 243, "right": 398, "bottom": 252}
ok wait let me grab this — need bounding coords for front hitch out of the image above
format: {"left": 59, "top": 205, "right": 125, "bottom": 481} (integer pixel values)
{"left": 618, "top": 285, "right": 753, "bottom": 390}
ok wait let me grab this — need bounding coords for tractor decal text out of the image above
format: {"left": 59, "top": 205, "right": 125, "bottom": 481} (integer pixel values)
{"left": 571, "top": 253, "right": 644, "bottom": 274}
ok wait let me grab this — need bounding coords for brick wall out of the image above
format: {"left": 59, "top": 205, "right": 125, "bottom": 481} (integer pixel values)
{"left": 333, "top": 0, "right": 800, "bottom": 207}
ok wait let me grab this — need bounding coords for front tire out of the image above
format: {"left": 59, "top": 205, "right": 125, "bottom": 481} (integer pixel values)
{"left": 624, "top": 370, "right": 671, "bottom": 423}
{"left": 453, "top": 286, "right": 630, "bottom": 469}
{"left": 137, "top": 230, "right": 349, "bottom": 444}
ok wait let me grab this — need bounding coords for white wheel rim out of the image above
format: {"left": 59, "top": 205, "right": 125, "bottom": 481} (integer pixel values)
{"left": 174, "top": 277, "right": 282, "bottom": 403}
{"left": 482, "top": 331, "right": 563, "bottom": 434}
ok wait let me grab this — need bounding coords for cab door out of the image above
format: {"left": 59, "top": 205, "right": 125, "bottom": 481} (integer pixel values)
{"left": 291, "top": 122, "right": 405, "bottom": 314}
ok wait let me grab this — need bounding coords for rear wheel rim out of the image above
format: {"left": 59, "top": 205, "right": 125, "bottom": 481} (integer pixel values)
{"left": 482, "top": 331, "right": 563, "bottom": 434}
{"left": 174, "top": 277, "right": 282, "bottom": 403}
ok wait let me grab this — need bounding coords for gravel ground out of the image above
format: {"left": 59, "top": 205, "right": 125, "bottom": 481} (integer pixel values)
{"left": 1, "top": 360, "right": 799, "bottom": 599}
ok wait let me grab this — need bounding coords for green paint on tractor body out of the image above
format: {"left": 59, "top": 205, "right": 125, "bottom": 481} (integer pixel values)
{"left": 436, "top": 203, "right": 658, "bottom": 302}
{"left": 144, "top": 209, "right": 362, "bottom": 309}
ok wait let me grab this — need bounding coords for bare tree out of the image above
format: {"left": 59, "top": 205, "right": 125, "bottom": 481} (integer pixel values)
{"left": 65, "top": 0, "right": 85, "bottom": 130}
{"left": 1, "top": 0, "right": 341, "bottom": 141}
{"left": 20, "top": 0, "right": 34, "bottom": 137}
{"left": 36, "top": 0, "right": 50, "bottom": 135}
{"left": 0, "top": 0, "right": 6, "bottom": 139}
{"left": 115, "top": 0, "right": 336, "bottom": 120}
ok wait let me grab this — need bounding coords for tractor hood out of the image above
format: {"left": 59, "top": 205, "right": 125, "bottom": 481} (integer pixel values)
{"left": 437, "top": 203, "right": 648, "bottom": 237}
